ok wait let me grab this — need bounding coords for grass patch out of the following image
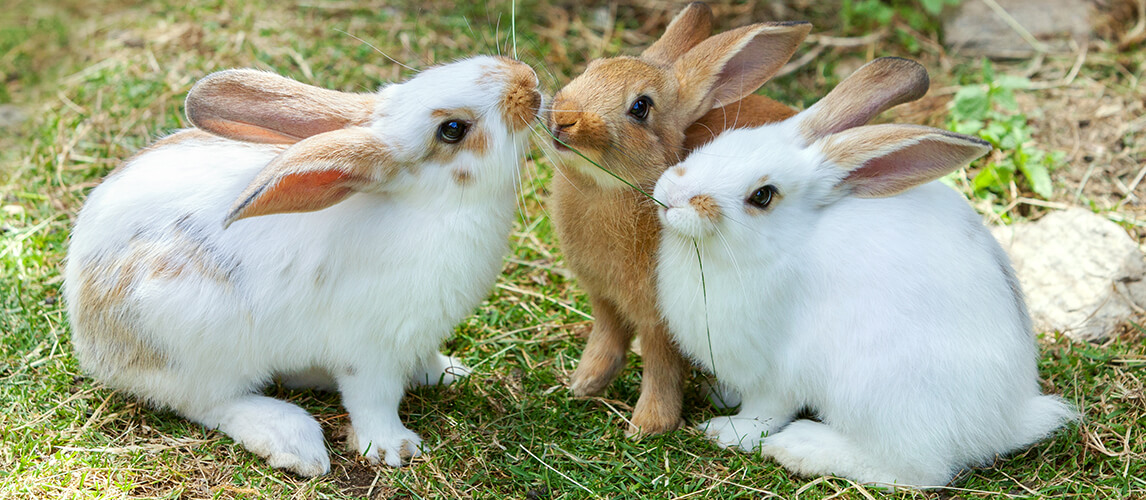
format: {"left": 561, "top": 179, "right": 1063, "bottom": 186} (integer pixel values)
{"left": 2, "top": 0, "right": 1144, "bottom": 498}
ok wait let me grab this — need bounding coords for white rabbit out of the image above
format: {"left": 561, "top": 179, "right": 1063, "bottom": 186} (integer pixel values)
{"left": 64, "top": 56, "right": 542, "bottom": 476}
{"left": 653, "top": 57, "right": 1076, "bottom": 487}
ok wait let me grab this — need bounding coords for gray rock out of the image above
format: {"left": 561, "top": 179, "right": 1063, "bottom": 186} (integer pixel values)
{"left": 992, "top": 208, "right": 1146, "bottom": 341}
{"left": 0, "top": 105, "right": 26, "bottom": 128}
{"left": 943, "top": 0, "right": 1091, "bottom": 58}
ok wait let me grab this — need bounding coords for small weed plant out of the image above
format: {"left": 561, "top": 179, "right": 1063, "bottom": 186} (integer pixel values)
{"left": 948, "top": 60, "right": 1066, "bottom": 208}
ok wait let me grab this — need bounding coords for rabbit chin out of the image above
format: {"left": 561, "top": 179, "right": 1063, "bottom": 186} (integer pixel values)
{"left": 660, "top": 205, "right": 715, "bottom": 239}
{"left": 552, "top": 149, "right": 631, "bottom": 189}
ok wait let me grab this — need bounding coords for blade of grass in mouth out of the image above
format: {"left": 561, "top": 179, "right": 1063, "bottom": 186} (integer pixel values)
{"left": 537, "top": 122, "right": 667, "bottom": 209}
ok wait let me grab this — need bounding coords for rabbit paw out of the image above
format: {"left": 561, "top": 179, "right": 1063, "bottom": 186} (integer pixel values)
{"left": 410, "top": 354, "right": 472, "bottom": 387}
{"left": 761, "top": 420, "right": 915, "bottom": 487}
{"left": 197, "top": 396, "right": 330, "bottom": 476}
{"left": 347, "top": 425, "right": 423, "bottom": 467}
{"left": 699, "top": 415, "right": 780, "bottom": 451}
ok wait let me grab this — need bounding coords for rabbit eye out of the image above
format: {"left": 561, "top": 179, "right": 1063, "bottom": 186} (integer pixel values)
{"left": 438, "top": 120, "right": 469, "bottom": 144}
{"left": 747, "top": 185, "right": 777, "bottom": 209}
{"left": 628, "top": 96, "right": 653, "bottom": 121}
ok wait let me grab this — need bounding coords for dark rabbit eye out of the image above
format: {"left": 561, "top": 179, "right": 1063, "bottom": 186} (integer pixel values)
{"left": 438, "top": 120, "right": 468, "bottom": 143}
{"left": 747, "top": 185, "right": 777, "bottom": 209}
{"left": 628, "top": 96, "right": 653, "bottom": 121}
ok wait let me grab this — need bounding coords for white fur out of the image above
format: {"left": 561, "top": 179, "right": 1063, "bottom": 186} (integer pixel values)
{"left": 654, "top": 118, "right": 1076, "bottom": 488}
{"left": 64, "top": 56, "right": 538, "bottom": 475}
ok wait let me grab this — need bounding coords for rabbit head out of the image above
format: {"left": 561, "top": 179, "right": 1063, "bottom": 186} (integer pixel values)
{"left": 183, "top": 56, "right": 542, "bottom": 227}
{"left": 547, "top": 3, "right": 810, "bottom": 187}
{"left": 655, "top": 57, "right": 988, "bottom": 250}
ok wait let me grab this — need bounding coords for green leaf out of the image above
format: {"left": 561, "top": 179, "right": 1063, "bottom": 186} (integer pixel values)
{"left": 996, "top": 74, "right": 1031, "bottom": 90}
{"left": 920, "top": 0, "right": 946, "bottom": 15}
{"left": 952, "top": 86, "right": 990, "bottom": 122}
{"left": 1019, "top": 153, "right": 1055, "bottom": 198}
{"left": 953, "top": 119, "right": 984, "bottom": 136}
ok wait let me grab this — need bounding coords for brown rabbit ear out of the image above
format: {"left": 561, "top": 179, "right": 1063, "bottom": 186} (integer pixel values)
{"left": 641, "top": 2, "right": 714, "bottom": 65}
{"left": 673, "top": 21, "right": 811, "bottom": 123}
{"left": 224, "top": 127, "right": 393, "bottom": 227}
{"left": 819, "top": 124, "right": 991, "bottom": 198}
{"left": 797, "top": 57, "right": 930, "bottom": 145}
{"left": 187, "top": 69, "right": 377, "bottom": 144}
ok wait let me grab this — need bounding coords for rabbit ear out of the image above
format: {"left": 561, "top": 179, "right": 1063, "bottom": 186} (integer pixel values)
{"left": 673, "top": 21, "right": 811, "bottom": 123}
{"left": 641, "top": 2, "right": 714, "bottom": 65}
{"left": 186, "top": 69, "right": 377, "bottom": 144}
{"left": 797, "top": 57, "right": 930, "bottom": 144}
{"left": 223, "top": 127, "right": 393, "bottom": 227}
{"left": 818, "top": 124, "right": 991, "bottom": 198}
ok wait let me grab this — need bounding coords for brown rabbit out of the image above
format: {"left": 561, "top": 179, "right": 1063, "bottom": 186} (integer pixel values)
{"left": 547, "top": 2, "right": 810, "bottom": 435}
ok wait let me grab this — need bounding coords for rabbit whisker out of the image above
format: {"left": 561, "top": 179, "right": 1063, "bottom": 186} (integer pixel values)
{"left": 334, "top": 29, "right": 416, "bottom": 72}
{"left": 538, "top": 125, "right": 664, "bottom": 208}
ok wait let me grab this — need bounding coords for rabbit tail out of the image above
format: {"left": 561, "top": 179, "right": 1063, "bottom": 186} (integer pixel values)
{"left": 1014, "top": 395, "right": 1077, "bottom": 449}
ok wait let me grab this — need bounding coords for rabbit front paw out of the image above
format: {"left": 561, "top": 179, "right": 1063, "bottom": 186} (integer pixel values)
{"left": 698, "top": 415, "right": 780, "bottom": 451}
{"left": 347, "top": 424, "right": 423, "bottom": 467}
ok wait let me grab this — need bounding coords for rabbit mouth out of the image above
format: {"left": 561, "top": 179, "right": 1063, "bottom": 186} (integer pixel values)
{"left": 661, "top": 205, "right": 715, "bottom": 239}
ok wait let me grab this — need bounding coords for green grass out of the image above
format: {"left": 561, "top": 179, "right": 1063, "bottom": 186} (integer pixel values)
{"left": 2, "top": 0, "right": 1144, "bottom": 498}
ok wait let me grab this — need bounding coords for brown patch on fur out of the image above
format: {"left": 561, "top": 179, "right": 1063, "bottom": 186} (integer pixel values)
{"left": 671, "top": 166, "right": 687, "bottom": 177}
{"left": 492, "top": 59, "right": 541, "bottom": 132}
{"left": 798, "top": 57, "right": 930, "bottom": 144}
{"left": 72, "top": 215, "right": 240, "bottom": 373}
{"left": 689, "top": 194, "right": 721, "bottom": 221}
{"left": 464, "top": 127, "right": 489, "bottom": 156}
{"left": 148, "top": 215, "right": 236, "bottom": 285}
{"left": 186, "top": 69, "right": 377, "bottom": 144}
{"left": 72, "top": 256, "right": 166, "bottom": 371}
{"left": 452, "top": 167, "right": 473, "bottom": 186}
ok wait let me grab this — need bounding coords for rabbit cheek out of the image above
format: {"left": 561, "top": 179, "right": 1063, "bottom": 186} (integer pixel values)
{"left": 452, "top": 167, "right": 474, "bottom": 186}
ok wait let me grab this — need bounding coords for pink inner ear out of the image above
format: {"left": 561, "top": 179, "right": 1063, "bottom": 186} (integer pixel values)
{"left": 228, "top": 169, "right": 361, "bottom": 225}
{"left": 196, "top": 115, "right": 302, "bottom": 144}
{"left": 845, "top": 138, "right": 984, "bottom": 198}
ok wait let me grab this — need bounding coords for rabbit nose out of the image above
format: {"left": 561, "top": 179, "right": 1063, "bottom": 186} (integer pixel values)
{"left": 550, "top": 99, "right": 581, "bottom": 130}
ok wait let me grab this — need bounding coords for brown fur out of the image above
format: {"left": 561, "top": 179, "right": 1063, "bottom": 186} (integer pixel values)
{"left": 684, "top": 94, "right": 797, "bottom": 150}
{"left": 547, "top": 3, "right": 809, "bottom": 435}
{"left": 73, "top": 215, "right": 239, "bottom": 374}
{"left": 186, "top": 69, "right": 377, "bottom": 144}
{"left": 689, "top": 194, "right": 721, "bottom": 221}
{"left": 72, "top": 256, "right": 168, "bottom": 372}
{"left": 492, "top": 57, "right": 543, "bottom": 132}
{"left": 452, "top": 167, "right": 474, "bottom": 186}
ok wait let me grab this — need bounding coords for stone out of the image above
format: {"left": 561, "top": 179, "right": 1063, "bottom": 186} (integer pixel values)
{"left": 943, "top": 0, "right": 1091, "bottom": 58}
{"left": 991, "top": 208, "right": 1146, "bottom": 341}
{"left": 0, "top": 105, "right": 26, "bottom": 128}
